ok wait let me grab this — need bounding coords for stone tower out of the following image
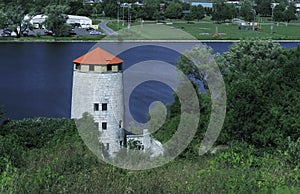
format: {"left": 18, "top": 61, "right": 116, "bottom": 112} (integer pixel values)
{"left": 71, "top": 47, "right": 125, "bottom": 156}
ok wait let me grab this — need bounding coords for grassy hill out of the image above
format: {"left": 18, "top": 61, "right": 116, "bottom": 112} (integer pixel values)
{"left": 0, "top": 118, "right": 299, "bottom": 193}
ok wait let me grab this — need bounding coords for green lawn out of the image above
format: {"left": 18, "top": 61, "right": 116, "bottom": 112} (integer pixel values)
{"left": 0, "top": 35, "right": 105, "bottom": 42}
{"left": 104, "top": 22, "right": 196, "bottom": 40}
{"left": 105, "top": 19, "right": 300, "bottom": 41}
{"left": 172, "top": 22, "right": 300, "bottom": 40}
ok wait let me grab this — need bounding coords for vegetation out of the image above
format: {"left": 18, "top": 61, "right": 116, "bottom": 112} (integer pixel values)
{"left": 0, "top": 0, "right": 299, "bottom": 39}
{"left": 0, "top": 117, "right": 299, "bottom": 193}
{"left": 44, "top": 5, "right": 71, "bottom": 37}
{"left": 1, "top": 40, "right": 299, "bottom": 193}
{"left": 171, "top": 22, "right": 300, "bottom": 40}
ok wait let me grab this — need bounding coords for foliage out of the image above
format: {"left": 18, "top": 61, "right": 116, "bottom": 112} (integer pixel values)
{"left": 212, "top": 1, "right": 237, "bottom": 22}
{"left": 127, "top": 139, "right": 143, "bottom": 150}
{"left": 0, "top": 115, "right": 298, "bottom": 193}
{"left": 240, "top": 0, "right": 255, "bottom": 21}
{"left": 165, "top": 2, "right": 183, "bottom": 19}
{"left": 281, "top": 137, "right": 300, "bottom": 168}
{"left": 102, "top": 0, "right": 117, "bottom": 18}
{"left": 189, "top": 5, "right": 205, "bottom": 21}
{"left": 274, "top": 3, "right": 297, "bottom": 23}
{"left": 0, "top": 2, "right": 31, "bottom": 37}
{"left": 44, "top": 4, "right": 71, "bottom": 37}
{"left": 256, "top": 0, "right": 272, "bottom": 16}
{"left": 217, "top": 40, "right": 300, "bottom": 148}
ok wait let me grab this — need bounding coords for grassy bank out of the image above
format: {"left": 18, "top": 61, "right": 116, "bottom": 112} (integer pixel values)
{"left": 0, "top": 118, "right": 299, "bottom": 193}
{"left": 0, "top": 35, "right": 105, "bottom": 42}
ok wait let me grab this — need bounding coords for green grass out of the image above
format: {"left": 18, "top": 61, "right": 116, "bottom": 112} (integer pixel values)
{"left": 104, "top": 22, "right": 196, "bottom": 40}
{"left": 105, "top": 20, "right": 300, "bottom": 41}
{"left": 172, "top": 21, "right": 300, "bottom": 40}
{"left": 1, "top": 118, "right": 299, "bottom": 193}
{"left": 0, "top": 35, "right": 105, "bottom": 42}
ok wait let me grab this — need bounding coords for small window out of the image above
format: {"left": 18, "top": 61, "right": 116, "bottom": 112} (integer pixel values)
{"left": 94, "top": 103, "right": 99, "bottom": 111}
{"left": 118, "top": 64, "right": 122, "bottom": 71}
{"left": 75, "top": 64, "right": 80, "bottom": 70}
{"left": 102, "top": 122, "right": 107, "bottom": 130}
{"left": 106, "top": 143, "right": 109, "bottom": 150}
{"left": 107, "top": 65, "right": 112, "bottom": 71}
{"left": 89, "top": 65, "right": 94, "bottom": 71}
{"left": 119, "top": 120, "right": 122, "bottom": 128}
{"left": 102, "top": 103, "right": 107, "bottom": 111}
{"left": 94, "top": 122, "right": 99, "bottom": 129}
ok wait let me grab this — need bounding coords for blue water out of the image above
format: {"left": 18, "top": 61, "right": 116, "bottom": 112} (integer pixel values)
{"left": 0, "top": 41, "right": 299, "bottom": 125}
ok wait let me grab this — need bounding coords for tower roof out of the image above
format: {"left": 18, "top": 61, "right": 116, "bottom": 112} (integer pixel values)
{"left": 73, "top": 47, "right": 123, "bottom": 65}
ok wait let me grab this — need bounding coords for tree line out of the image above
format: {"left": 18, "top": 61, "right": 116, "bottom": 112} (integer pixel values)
{"left": 0, "top": 0, "right": 298, "bottom": 37}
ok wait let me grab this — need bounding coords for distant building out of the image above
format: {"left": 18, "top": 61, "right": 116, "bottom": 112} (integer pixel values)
{"left": 191, "top": 2, "right": 213, "bottom": 8}
{"left": 25, "top": 15, "right": 92, "bottom": 29}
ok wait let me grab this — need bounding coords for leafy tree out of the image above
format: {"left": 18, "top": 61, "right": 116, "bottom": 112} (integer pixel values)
{"left": 68, "top": 1, "right": 85, "bottom": 15}
{"left": 44, "top": 4, "right": 71, "bottom": 37}
{"left": 103, "top": 0, "right": 118, "bottom": 18}
{"left": 240, "top": 0, "right": 255, "bottom": 21}
{"left": 153, "top": 10, "right": 165, "bottom": 21}
{"left": 256, "top": 0, "right": 272, "bottom": 16}
{"left": 0, "top": 1, "right": 35, "bottom": 37}
{"left": 217, "top": 40, "right": 300, "bottom": 148}
{"left": 190, "top": 5, "right": 205, "bottom": 21}
{"left": 76, "top": 8, "right": 90, "bottom": 16}
{"left": 212, "top": 1, "right": 237, "bottom": 22}
{"left": 283, "top": 4, "right": 297, "bottom": 23}
{"left": 273, "top": 4, "right": 285, "bottom": 22}
{"left": 144, "top": 0, "right": 161, "bottom": 19}
{"left": 165, "top": 2, "right": 183, "bottom": 19}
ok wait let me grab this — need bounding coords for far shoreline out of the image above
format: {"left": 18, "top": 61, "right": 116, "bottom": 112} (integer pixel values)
{"left": 0, "top": 39, "right": 300, "bottom": 43}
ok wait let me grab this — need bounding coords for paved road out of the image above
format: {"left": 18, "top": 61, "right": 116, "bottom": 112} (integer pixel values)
{"left": 99, "top": 20, "right": 118, "bottom": 36}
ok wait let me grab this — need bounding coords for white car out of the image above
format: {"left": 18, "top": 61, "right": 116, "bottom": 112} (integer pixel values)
{"left": 89, "top": 30, "right": 101, "bottom": 35}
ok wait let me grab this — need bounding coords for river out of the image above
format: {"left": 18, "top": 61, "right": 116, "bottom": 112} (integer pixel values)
{"left": 0, "top": 41, "right": 299, "bottom": 126}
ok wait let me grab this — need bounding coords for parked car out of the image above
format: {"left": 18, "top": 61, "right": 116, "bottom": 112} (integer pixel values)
{"left": 232, "top": 18, "right": 245, "bottom": 25}
{"left": 1, "top": 29, "right": 11, "bottom": 37}
{"left": 44, "top": 29, "right": 53, "bottom": 36}
{"left": 89, "top": 30, "right": 100, "bottom": 35}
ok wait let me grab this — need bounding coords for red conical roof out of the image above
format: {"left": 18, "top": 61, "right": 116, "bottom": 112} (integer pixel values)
{"left": 73, "top": 47, "right": 123, "bottom": 65}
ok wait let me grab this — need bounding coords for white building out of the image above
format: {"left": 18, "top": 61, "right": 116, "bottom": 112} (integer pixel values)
{"left": 25, "top": 14, "right": 92, "bottom": 29}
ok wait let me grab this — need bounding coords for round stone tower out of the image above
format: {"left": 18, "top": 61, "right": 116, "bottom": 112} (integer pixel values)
{"left": 71, "top": 47, "right": 125, "bottom": 156}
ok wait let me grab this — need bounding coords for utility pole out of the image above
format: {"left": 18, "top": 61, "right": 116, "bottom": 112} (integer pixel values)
{"left": 128, "top": 4, "right": 131, "bottom": 31}
{"left": 117, "top": 1, "right": 120, "bottom": 30}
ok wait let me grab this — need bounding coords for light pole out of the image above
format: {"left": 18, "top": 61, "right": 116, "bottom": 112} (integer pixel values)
{"left": 128, "top": 4, "right": 131, "bottom": 31}
{"left": 122, "top": 3, "right": 126, "bottom": 28}
{"left": 117, "top": 1, "right": 120, "bottom": 30}
{"left": 270, "top": 3, "right": 279, "bottom": 34}
{"left": 252, "top": 0, "right": 257, "bottom": 30}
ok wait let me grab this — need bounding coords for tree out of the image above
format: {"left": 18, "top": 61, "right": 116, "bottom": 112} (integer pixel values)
{"left": 0, "top": 1, "right": 35, "bottom": 37}
{"left": 68, "top": 1, "right": 84, "bottom": 15}
{"left": 217, "top": 40, "right": 300, "bottom": 148}
{"left": 143, "top": 0, "right": 160, "bottom": 20}
{"left": 103, "top": 0, "right": 118, "bottom": 18}
{"left": 283, "top": 4, "right": 297, "bottom": 23}
{"left": 190, "top": 5, "right": 205, "bottom": 21}
{"left": 273, "top": 4, "right": 285, "bottom": 22}
{"left": 256, "top": 0, "right": 272, "bottom": 16}
{"left": 165, "top": 2, "right": 183, "bottom": 19}
{"left": 44, "top": 5, "right": 71, "bottom": 37}
{"left": 212, "top": 1, "right": 237, "bottom": 22}
{"left": 240, "top": 0, "right": 255, "bottom": 21}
